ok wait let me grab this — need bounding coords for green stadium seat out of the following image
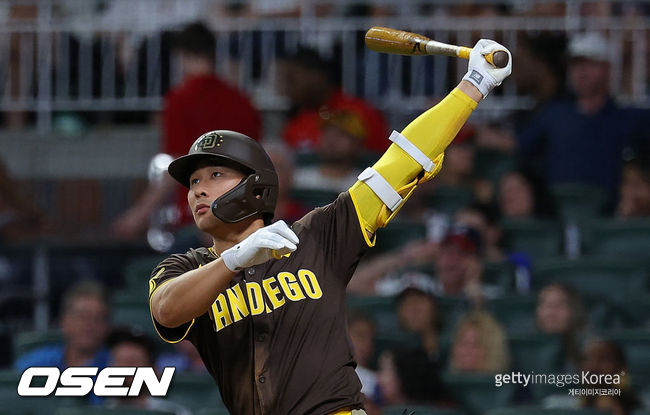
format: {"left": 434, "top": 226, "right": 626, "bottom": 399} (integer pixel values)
{"left": 550, "top": 184, "right": 607, "bottom": 222}
{"left": 581, "top": 218, "right": 650, "bottom": 258}
{"left": 487, "top": 407, "right": 606, "bottom": 415}
{"left": 294, "top": 151, "right": 321, "bottom": 167}
{"left": 55, "top": 408, "right": 174, "bottom": 415}
{"left": 509, "top": 333, "right": 564, "bottom": 373}
{"left": 290, "top": 189, "right": 339, "bottom": 209}
{"left": 374, "top": 220, "right": 427, "bottom": 253}
{"left": 606, "top": 331, "right": 650, "bottom": 373}
{"left": 196, "top": 408, "right": 231, "bottom": 415}
{"left": 621, "top": 296, "right": 650, "bottom": 328}
{"left": 425, "top": 186, "right": 475, "bottom": 217}
{"left": 437, "top": 297, "right": 471, "bottom": 336}
{"left": 111, "top": 292, "right": 157, "bottom": 338}
{"left": 484, "top": 296, "right": 537, "bottom": 334}
{"left": 532, "top": 257, "right": 648, "bottom": 304}
{"left": 374, "top": 331, "right": 422, "bottom": 357}
{"left": 13, "top": 330, "right": 63, "bottom": 361}
{"left": 482, "top": 261, "right": 516, "bottom": 295}
{"left": 0, "top": 370, "right": 82, "bottom": 415}
{"left": 500, "top": 219, "right": 563, "bottom": 258}
{"left": 441, "top": 372, "right": 516, "bottom": 415}
{"left": 383, "top": 406, "right": 465, "bottom": 415}
{"left": 474, "top": 149, "right": 516, "bottom": 183}
{"left": 346, "top": 295, "right": 399, "bottom": 334}
{"left": 165, "top": 373, "right": 225, "bottom": 413}
{"left": 123, "top": 255, "right": 167, "bottom": 293}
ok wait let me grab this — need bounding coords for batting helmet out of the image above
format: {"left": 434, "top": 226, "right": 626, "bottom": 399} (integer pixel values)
{"left": 168, "top": 130, "right": 278, "bottom": 224}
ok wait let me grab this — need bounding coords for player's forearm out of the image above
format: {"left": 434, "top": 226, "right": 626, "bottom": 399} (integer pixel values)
{"left": 151, "top": 259, "right": 236, "bottom": 328}
{"left": 349, "top": 84, "right": 478, "bottom": 234}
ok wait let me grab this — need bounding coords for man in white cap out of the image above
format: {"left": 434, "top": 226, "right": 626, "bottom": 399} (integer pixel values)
{"left": 517, "top": 32, "right": 648, "bottom": 210}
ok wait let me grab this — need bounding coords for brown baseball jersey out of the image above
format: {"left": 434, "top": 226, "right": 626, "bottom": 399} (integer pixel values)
{"left": 148, "top": 191, "right": 369, "bottom": 415}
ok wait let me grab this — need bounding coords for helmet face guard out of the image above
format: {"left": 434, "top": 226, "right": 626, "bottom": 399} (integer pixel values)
{"left": 168, "top": 130, "right": 278, "bottom": 224}
{"left": 211, "top": 169, "right": 278, "bottom": 223}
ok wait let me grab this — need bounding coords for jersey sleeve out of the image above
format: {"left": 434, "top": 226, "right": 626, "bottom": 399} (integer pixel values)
{"left": 148, "top": 254, "right": 198, "bottom": 343}
{"left": 293, "top": 192, "right": 369, "bottom": 283}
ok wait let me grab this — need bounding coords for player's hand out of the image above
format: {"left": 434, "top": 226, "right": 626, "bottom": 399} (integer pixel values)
{"left": 462, "top": 39, "right": 512, "bottom": 98}
{"left": 220, "top": 220, "right": 299, "bottom": 272}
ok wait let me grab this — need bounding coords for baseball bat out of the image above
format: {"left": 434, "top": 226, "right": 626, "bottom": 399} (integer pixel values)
{"left": 365, "top": 26, "right": 509, "bottom": 68}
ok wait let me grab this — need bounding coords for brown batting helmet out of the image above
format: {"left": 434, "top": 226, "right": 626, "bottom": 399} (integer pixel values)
{"left": 168, "top": 130, "right": 278, "bottom": 224}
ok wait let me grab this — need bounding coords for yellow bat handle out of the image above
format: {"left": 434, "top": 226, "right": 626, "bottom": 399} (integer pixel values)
{"left": 459, "top": 47, "right": 508, "bottom": 68}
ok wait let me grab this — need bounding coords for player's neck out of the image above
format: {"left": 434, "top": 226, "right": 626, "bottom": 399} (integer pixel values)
{"left": 210, "top": 217, "right": 265, "bottom": 256}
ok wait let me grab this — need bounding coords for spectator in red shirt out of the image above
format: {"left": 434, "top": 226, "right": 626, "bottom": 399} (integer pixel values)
{"left": 278, "top": 46, "right": 389, "bottom": 154}
{"left": 113, "top": 21, "right": 262, "bottom": 240}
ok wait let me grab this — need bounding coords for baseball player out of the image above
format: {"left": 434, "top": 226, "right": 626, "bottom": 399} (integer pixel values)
{"left": 149, "top": 39, "right": 512, "bottom": 414}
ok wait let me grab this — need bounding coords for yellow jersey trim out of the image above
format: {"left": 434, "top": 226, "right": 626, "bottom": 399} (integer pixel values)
{"left": 149, "top": 276, "right": 196, "bottom": 344}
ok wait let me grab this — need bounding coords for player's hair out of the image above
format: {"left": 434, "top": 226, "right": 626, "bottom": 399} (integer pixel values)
{"left": 61, "top": 280, "right": 108, "bottom": 316}
{"left": 450, "top": 310, "right": 510, "bottom": 373}
{"left": 172, "top": 21, "right": 216, "bottom": 61}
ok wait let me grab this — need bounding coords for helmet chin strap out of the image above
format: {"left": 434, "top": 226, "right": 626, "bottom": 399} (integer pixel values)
{"left": 211, "top": 175, "right": 265, "bottom": 223}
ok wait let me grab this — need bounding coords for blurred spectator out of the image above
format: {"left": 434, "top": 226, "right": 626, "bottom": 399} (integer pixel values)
{"left": 156, "top": 340, "right": 208, "bottom": 374}
{"left": 278, "top": 46, "right": 389, "bottom": 153}
{"left": 497, "top": 171, "right": 536, "bottom": 219}
{"left": 14, "top": 281, "right": 110, "bottom": 404}
{"left": 449, "top": 310, "right": 510, "bottom": 373}
{"left": 395, "top": 284, "right": 443, "bottom": 363}
{"left": 112, "top": 21, "right": 262, "bottom": 240}
{"left": 263, "top": 142, "right": 309, "bottom": 224}
{"left": 376, "top": 348, "right": 448, "bottom": 407}
{"left": 617, "top": 157, "right": 650, "bottom": 218}
{"left": 347, "top": 311, "right": 378, "bottom": 400}
{"left": 14, "top": 281, "right": 110, "bottom": 371}
{"left": 351, "top": 225, "right": 501, "bottom": 303}
{"left": 434, "top": 126, "right": 476, "bottom": 189}
{"left": 0, "top": 159, "right": 48, "bottom": 243}
{"left": 105, "top": 327, "right": 191, "bottom": 415}
{"left": 293, "top": 110, "right": 366, "bottom": 193}
{"left": 454, "top": 204, "right": 504, "bottom": 262}
{"left": 536, "top": 283, "right": 586, "bottom": 370}
{"left": 517, "top": 32, "right": 649, "bottom": 209}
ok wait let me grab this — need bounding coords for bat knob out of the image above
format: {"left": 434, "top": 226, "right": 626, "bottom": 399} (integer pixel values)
{"left": 492, "top": 51, "right": 509, "bottom": 68}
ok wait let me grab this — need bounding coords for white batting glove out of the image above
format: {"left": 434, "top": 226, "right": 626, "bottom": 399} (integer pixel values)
{"left": 462, "top": 39, "right": 512, "bottom": 98}
{"left": 221, "top": 220, "right": 299, "bottom": 272}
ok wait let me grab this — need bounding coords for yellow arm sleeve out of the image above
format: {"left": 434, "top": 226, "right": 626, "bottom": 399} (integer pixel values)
{"left": 349, "top": 88, "right": 477, "bottom": 243}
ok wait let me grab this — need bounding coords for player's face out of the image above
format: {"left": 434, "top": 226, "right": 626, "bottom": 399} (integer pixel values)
{"left": 187, "top": 164, "right": 247, "bottom": 231}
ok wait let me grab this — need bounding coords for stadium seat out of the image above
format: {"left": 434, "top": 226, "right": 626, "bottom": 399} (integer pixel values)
{"left": 289, "top": 189, "right": 339, "bottom": 209}
{"left": 437, "top": 297, "right": 471, "bottom": 336}
{"left": 122, "top": 255, "right": 168, "bottom": 293}
{"left": 13, "top": 330, "right": 63, "bottom": 362}
{"left": 165, "top": 373, "right": 225, "bottom": 412}
{"left": 532, "top": 257, "right": 648, "bottom": 304}
{"left": 441, "top": 372, "right": 516, "bottom": 415}
{"left": 482, "top": 261, "right": 516, "bottom": 295}
{"left": 110, "top": 291, "right": 157, "bottom": 338}
{"left": 346, "top": 295, "right": 399, "bottom": 334}
{"left": 487, "top": 407, "right": 606, "bottom": 415}
{"left": 1, "top": 370, "right": 82, "bottom": 415}
{"left": 580, "top": 218, "right": 650, "bottom": 258}
{"left": 196, "top": 408, "right": 231, "bottom": 415}
{"left": 484, "top": 296, "right": 537, "bottom": 334}
{"left": 382, "top": 406, "right": 465, "bottom": 415}
{"left": 550, "top": 184, "right": 606, "bottom": 222}
{"left": 424, "top": 185, "right": 475, "bottom": 217}
{"left": 474, "top": 149, "right": 515, "bottom": 183}
{"left": 374, "top": 331, "right": 422, "bottom": 357}
{"left": 374, "top": 220, "right": 427, "bottom": 254}
{"left": 500, "top": 219, "right": 563, "bottom": 258}
{"left": 606, "top": 331, "right": 650, "bottom": 373}
{"left": 55, "top": 408, "right": 174, "bottom": 415}
{"left": 509, "top": 333, "right": 564, "bottom": 373}
{"left": 620, "top": 295, "right": 650, "bottom": 328}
